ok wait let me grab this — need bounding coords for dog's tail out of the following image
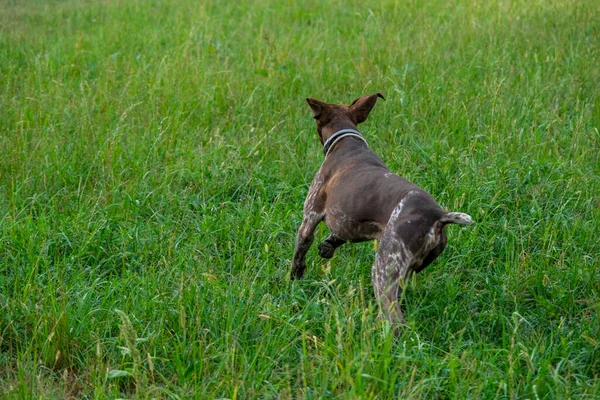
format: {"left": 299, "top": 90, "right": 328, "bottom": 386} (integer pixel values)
{"left": 440, "top": 212, "right": 473, "bottom": 225}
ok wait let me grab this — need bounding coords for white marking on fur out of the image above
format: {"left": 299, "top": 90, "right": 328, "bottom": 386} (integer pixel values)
{"left": 303, "top": 174, "right": 323, "bottom": 211}
{"left": 375, "top": 191, "right": 420, "bottom": 284}
{"left": 426, "top": 226, "right": 436, "bottom": 247}
{"left": 387, "top": 190, "right": 418, "bottom": 225}
{"left": 440, "top": 212, "right": 473, "bottom": 225}
{"left": 389, "top": 242, "right": 411, "bottom": 270}
{"left": 375, "top": 231, "right": 414, "bottom": 287}
{"left": 326, "top": 205, "right": 350, "bottom": 233}
{"left": 300, "top": 211, "right": 323, "bottom": 237}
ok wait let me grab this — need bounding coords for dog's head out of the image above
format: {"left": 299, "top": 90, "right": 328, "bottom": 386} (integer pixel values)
{"left": 306, "top": 93, "right": 385, "bottom": 143}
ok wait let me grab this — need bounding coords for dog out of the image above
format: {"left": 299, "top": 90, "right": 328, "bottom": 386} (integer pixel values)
{"left": 291, "top": 93, "right": 473, "bottom": 334}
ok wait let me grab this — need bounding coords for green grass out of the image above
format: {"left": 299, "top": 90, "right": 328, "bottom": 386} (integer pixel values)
{"left": 1, "top": 0, "right": 599, "bottom": 398}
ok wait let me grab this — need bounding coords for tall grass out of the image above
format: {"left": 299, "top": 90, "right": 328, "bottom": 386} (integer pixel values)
{"left": 1, "top": 0, "right": 599, "bottom": 398}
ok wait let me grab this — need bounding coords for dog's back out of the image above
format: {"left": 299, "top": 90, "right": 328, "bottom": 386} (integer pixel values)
{"left": 320, "top": 138, "right": 441, "bottom": 243}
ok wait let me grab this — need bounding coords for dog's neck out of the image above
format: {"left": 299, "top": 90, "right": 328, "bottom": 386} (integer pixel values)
{"left": 323, "top": 128, "right": 368, "bottom": 157}
{"left": 320, "top": 121, "right": 359, "bottom": 141}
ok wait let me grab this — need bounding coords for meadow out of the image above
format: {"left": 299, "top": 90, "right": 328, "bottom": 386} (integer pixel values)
{"left": 1, "top": 0, "right": 599, "bottom": 398}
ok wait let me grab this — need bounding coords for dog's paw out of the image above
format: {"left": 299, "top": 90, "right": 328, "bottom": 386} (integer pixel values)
{"left": 291, "top": 262, "right": 306, "bottom": 280}
{"left": 318, "top": 242, "right": 335, "bottom": 259}
{"left": 376, "top": 313, "right": 405, "bottom": 337}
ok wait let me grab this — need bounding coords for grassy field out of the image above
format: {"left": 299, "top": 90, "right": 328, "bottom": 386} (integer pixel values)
{"left": 1, "top": 0, "right": 599, "bottom": 398}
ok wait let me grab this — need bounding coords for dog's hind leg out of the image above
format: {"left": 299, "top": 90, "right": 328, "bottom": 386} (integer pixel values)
{"left": 372, "top": 235, "right": 412, "bottom": 332}
{"left": 371, "top": 194, "right": 420, "bottom": 334}
{"left": 318, "top": 235, "right": 346, "bottom": 259}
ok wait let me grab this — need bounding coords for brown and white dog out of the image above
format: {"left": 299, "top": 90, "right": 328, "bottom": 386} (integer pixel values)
{"left": 291, "top": 93, "right": 473, "bottom": 334}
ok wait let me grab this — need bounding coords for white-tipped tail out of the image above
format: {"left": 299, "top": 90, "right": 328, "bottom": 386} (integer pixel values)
{"left": 440, "top": 212, "right": 473, "bottom": 225}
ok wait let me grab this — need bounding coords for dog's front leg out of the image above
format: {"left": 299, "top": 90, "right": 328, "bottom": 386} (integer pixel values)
{"left": 291, "top": 173, "right": 325, "bottom": 279}
{"left": 291, "top": 213, "right": 322, "bottom": 279}
{"left": 318, "top": 235, "right": 346, "bottom": 259}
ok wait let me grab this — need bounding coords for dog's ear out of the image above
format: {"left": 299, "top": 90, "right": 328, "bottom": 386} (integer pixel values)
{"left": 349, "top": 93, "right": 385, "bottom": 123}
{"left": 306, "top": 98, "right": 328, "bottom": 119}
